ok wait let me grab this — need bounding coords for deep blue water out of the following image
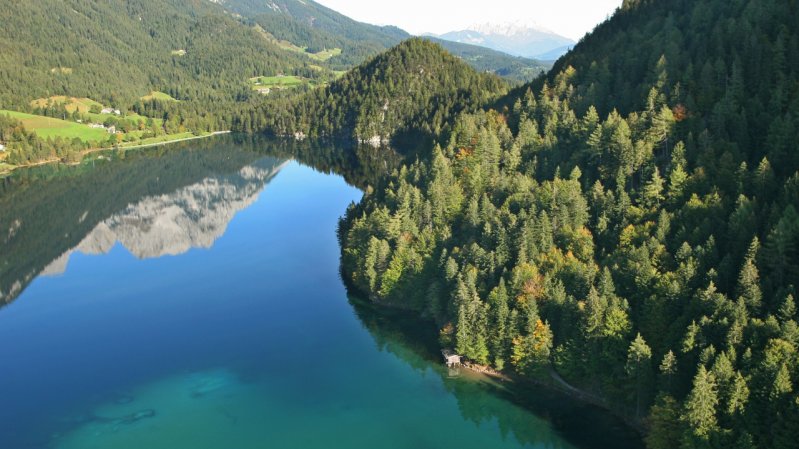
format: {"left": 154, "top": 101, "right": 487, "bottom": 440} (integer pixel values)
{"left": 0, "top": 138, "right": 642, "bottom": 449}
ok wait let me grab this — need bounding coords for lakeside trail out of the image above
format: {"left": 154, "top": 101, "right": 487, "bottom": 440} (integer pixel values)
{"left": 460, "top": 361, "right": 644, "bottom": 434}
{"left": 462, "top": 361, "right": 599, "bottom": 402}
{"left": 0, "top": 131, "right": 230, "bottom": 175}
{"left": 115, "top": 131, "right": 231, "bottom": 152}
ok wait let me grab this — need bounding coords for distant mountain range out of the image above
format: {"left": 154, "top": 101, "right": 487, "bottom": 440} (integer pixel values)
{"left": 215, "top": 0, "right": 549, "bottom": 80}
{"left": 427, "top": 21, "right": 575, "bottom": 60}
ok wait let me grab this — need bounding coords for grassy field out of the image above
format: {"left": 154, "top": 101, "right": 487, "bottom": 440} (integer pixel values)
{"left": 30, "top": 96, "right": 103, "bottom": 114}
{"left": 249, "top": 75, "right": 317, "bottom": 92}
{"left": 141, "top": 91, "right": 178, "bottom": 102}
{"left": 308, "top": 47, "right": 342, "bottom": 61}
{"left": 251, "top": 75, "right": 306, "bottom": 87}
{"left": 0, "top": 110, "right": 109, "bottom": 142}
{"left": 29, "top": 96, "right": 164, "bottom": 127}
{"left": 252, "top": 25, "right": 341, "bottom": 62}
{"left": 277, "top": 42, "right": 341, "bottom": 61}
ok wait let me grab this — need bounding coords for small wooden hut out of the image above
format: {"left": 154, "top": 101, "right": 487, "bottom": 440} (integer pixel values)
{"left": 441, "top": 349, "right": 462, "bottom": 366}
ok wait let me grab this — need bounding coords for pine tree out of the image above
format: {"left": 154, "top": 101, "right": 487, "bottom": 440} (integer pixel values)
{"left": 488, "top": 278, "right": 510, "bottom": 369}
{"left": 736, "top": 257, "right": 762, "bottom": 312}
{"left": 726, "top": 371, "right": 749, "bottom": 417}
{"left": 584, "top": 287, "right": 607, "bottom": 338}
{"left": 626, "top": 333, "right": 652, "bottom": 417}
{"left": 683, "top": 365, "right": 719, "bottom": 441}
{"left": 771, "top": 363, "right": 793, "bottom": 401}
{"left": 659, "top": 350, "right": 678, "bottom": 393}
{"left": 455, "top": 277, "right": 472, "bottom": 355}
{"left": 778, "top": 294, "right": 796, "bottom": 322}
{"left": 642, "top": 166, "right": 665, "bottom": 209}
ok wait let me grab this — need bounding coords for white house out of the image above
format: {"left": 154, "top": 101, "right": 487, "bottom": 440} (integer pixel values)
{"left": 0, "top": 143, "right": 6, "bottom": 152}
{"left": 100, "top": 108, "right": 113, "bottom": 114}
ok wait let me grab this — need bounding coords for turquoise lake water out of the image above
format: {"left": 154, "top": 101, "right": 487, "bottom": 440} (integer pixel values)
{"left": 0, "top": 137, "right": 642, "bottom": 449}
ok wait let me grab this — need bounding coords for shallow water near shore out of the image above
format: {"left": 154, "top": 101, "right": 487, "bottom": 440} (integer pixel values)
{"left": 0, "top": 136, "right": 642, "bottom": 449}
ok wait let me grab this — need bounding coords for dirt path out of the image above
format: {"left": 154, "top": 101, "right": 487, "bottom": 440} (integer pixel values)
{"left": 115, "top": 131, "right": 230, "bottom": 152}
{"left": 548, "top": 368, "right": 605, "bottom": 404}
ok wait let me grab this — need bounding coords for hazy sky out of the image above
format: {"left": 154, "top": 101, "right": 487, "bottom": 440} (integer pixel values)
{"left": 314, "top": 0, "right": 623, "bottom": 41}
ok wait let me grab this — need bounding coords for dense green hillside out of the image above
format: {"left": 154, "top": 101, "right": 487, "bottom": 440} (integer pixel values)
{"left": 238, "top": 38, "right": 509, "bottom": 144}
{"left": 217, "top": 0, "right": 408, "bottom": 68}
{"left": 339, "top": 1, "right": 799, "bottom": 448}
{"left": 0, "top": 0, "right": 346, "bottom": 167}
{"left": 0, "top": 0, "right": 320, "bottom": 109}
{"left": 425, "top": 37, "right": 550, "bottom": 83}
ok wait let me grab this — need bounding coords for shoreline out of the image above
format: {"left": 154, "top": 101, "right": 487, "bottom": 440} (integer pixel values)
{"left": 458, "top": 360, "right": 646, "bottom": 435}
{"left": 355, "top": 292, "right": 647, "bottom": 437}
{"left": 0, "top": 131, "right": 230, "bottom": 176}
{"left": 115, "top": 130, "right": 231, "bottom": 152}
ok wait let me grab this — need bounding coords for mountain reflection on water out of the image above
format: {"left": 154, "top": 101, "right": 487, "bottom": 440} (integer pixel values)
{"left": 40, "top": 158, "right": 287, "bottom": 276}
{"left": 0, "top": 135, "right": 401, "bottom": 306}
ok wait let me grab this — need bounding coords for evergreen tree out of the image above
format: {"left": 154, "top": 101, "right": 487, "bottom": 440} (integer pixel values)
{"left": 626, "top": 333, "right": 653, "bottom": 417}
{"left": 659, "top": 350, "right": 678, "bottom": 393}
{"left": 683, "top": 365, "right": 719, "bottom": 442}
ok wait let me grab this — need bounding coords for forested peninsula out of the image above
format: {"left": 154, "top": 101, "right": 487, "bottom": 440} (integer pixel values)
{"left": 334, "top": 1, "right": 799, "bottom": 448}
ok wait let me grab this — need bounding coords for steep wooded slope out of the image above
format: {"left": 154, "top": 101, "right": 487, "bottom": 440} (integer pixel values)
{"left": 340, "top": 1, "right": 799, "bottom": 448}
{"left": 238, "top": 38, "right": 508, "bottom": 143}
{"left": 0, "top": 0, "right": 312, "bottom": 108}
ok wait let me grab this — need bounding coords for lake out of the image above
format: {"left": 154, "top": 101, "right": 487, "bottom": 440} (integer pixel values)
{"left": 0, "top": 136, "right": 643, "bottom": 449}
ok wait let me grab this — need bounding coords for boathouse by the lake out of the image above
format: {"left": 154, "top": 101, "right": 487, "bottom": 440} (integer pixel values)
{"left": 442, "top": 349, "right": 461, "bottom": 366}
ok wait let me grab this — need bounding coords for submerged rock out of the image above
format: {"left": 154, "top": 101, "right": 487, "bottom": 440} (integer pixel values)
{"left": 113, "top": 409, "right": 156, "bottom": 426}
{"left": 190, "top": 375, "right": 231, "bottom": 398}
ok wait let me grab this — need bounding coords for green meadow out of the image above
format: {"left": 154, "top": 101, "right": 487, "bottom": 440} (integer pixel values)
{"left": 0, "top": 110, "right": 110, "bottom": 142}
{"left": 249, "top": 75, "right": 319, "bottom": 92}
{"left": 141, "top": 91, "right": 178, "bottom": 102}
{"left": 30, "top": 96, "right": 103, "bottom": 114}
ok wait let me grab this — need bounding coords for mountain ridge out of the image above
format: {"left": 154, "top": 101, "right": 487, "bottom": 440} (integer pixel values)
{"left": 430, "top": 21, "right": 575, "bottom": 60}
{"left": 240, "top": 38, "right": 509, "bottom": 144}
